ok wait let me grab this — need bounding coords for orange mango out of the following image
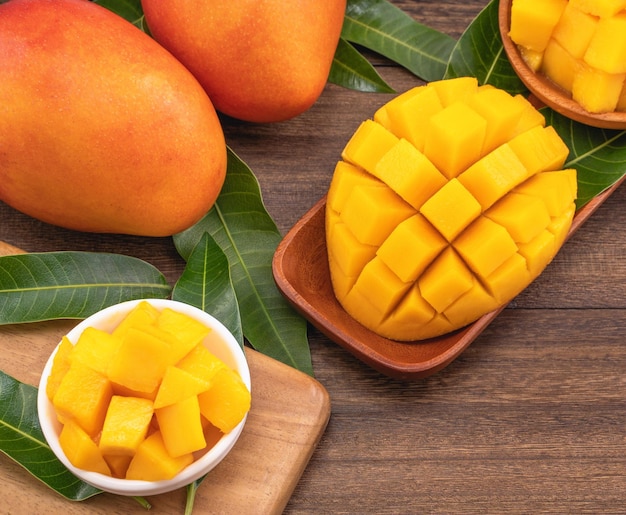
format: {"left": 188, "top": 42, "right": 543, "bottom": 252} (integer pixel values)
{"left": 0, "top": 0, "right": 226, "bottom": 235}
{"left": 140, "top": 0, "right": 347, "bottom": 122}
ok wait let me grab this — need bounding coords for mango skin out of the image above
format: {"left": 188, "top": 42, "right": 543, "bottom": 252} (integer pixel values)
{"left": 140, "top": 0, "right": 347, "bottom": 123}
{"left": 0, "top": 0, "right": 227, "bottom": 236}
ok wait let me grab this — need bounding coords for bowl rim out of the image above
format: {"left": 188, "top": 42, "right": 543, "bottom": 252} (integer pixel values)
{"left": 37, "top": 298, "right": 251, "bottom": 496}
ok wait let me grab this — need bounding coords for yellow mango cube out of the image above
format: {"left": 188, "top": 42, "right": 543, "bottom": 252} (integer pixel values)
{"left": 341, "top": 119, "right": 399, "bottom": 173}
{"left": 483, "top": 253, "right": 531, "bottom": 304}
{"left": 59, "top": 420, "right": 112, "bottom": 476}
{"left": 418, "top": 248, "right": 474, "bottom": 313}
{"left": 514, "top": 169, "right": 578, "bottom": 216}
{"left": 458, "top": 144, "right": 529, "bottom": 210}
{"left": 373, "top": 139, "right": 447, "bottom": 209}
{"left": 326, "top": 160, "right": 382, "bottom": 215}
{"left": 584, "top": 14, "right": 626, "bottom": 75}
{"left": 541, "top": 39, "right": 582, "bottom": 93}
{"left": 348, "top": 257, "right": 412, "bottom": 318}
{"left": 71, "top": 326, "right": 122, "bottom": 377}
{"left": 517, "top": 230, "right": 558, "bottom": 276}
{"left": 126, "top": 431, "right": 194, "bottom": 481}
{"left": 509, "top": 0, "right": 567, "bottom": 52}
{"left": 572, "top": 65, "right": 625, "bottom": 114}
{"left": 153, "top": 366, "right": 211, "bottom": 409}
{"left": 453, "top": 216, "right": 519, "bottom": 278}
{"left": 327, "top": 221, "right": 377, "bottom": 279}
{"left": 99, "top": 396, "right": 153, "bottom": 457}
{"left": 176, "top": 343, "right": 227, "bottom": 384}
{"left": 486, "top": 192, "right": 551, "bottom": 244}
{"left": 443, "top": 280, "right": 501, "bottom": 328}
{"left": 552, "top": 2, "right": 598, "bottom": 59}
{"left": 156, "top": 395, "right": 206, "bottom": 458}
{"left": 198, "top": 367, "right": 252, "bottom": 434}
{"left": 377, "top": 284, "right": 438, "bottom": 341}
{"left": 469, "top": 86, "right": 527, "bottom": 154}
{"left": 376, "top": 214, "right": 447, "bottom": 283}
{"left": 111, "top": 300, "right": 159, "bottom": 338}
{"left": 156, "top": 307, "right": 212, "bottom": 364}
{"left": 429, "top": 76, "right": 479, "bottom": 107}
{"left": 420, "top": 178, "right": 482, "bottom": 242}
{"left": 508, "top": 126, "right": 569, "bottom": 176}
{"left": 46, "top": 336, "right": 74, "bottom": 401}
{"left": 340, "top": 184, "right": 415, "bottom": 246}
{"left": 108, "top": 327, "right": 172, "bottom": 394}
{"left": 511, "top": 95, "right": 546, "bottom": 136}
{"left": 376, "top": 85, "right": 444, "bottom": 151}
{"left": 53, "top": 362, "right": 113, "bottom": 436}
{"left": 423, "top": 102, "right": 487, "bottom": 179}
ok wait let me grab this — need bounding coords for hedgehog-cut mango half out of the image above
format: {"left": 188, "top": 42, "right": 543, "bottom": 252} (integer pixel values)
{"left": 325, "top": 77, "right": 577, "bottom": 341}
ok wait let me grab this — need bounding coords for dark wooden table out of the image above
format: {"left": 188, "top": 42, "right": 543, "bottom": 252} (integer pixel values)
{"left": 2, "top": 1, "right": 626, "bottom": 513}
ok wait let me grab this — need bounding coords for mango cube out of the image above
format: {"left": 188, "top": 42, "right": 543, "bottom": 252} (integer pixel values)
{"left": 108, "top": 327, "right": 172, "bottom": 394}
{"left": 53, "top": 362, "right": 112, "bottom": 436}
{"left": 198, "top": 367, "right": 252, "bottom": 434}
{"left": 99, "top": 396, "right": 153, "bottom": 456}
{"left": 341, "top": 119, "right": 399, "bottom": 173}
{"left": 420, "top": 178, "right": 481, "bottom": 242}
{"left": 156, "top": 395, "right": 206, "bottom": 458}
{"left": 59, "top": 420, "right": 111, "bottom": 476}
{"left": 584, "top": 14, "right": 626, "bottom": 75}
{"left": 423, "top": 102, "right": 487, "bottom": 179}
{"left": 508, "top": 0, "right": 567, "bottom": 52}
{"left": 552, "top": 2, "right": 598, "bottom": 59}
{"left": 126, "top": 431, "right": 194, "bottom": 481}
{"left": 46, "top": 336, "right": 74, "bottom": 401}
{"left": 572, "top": 65, "right": 625, "bottom": 114}
{"left": 373, "top": 138, "right": 447, "bottom": 209}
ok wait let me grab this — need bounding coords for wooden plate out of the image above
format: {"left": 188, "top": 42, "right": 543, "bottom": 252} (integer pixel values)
{"left": 499, "top": 0, "right": 626, "bottom": 130}
{"left": 273, "top": 178, "right": 626, "bottom": 380}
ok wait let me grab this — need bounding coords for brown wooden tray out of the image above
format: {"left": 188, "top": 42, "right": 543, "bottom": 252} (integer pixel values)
{"left": 0, "top": 242, "right": 331, "bottom": 514}
{"left": 273, "top": 176, "right": 626, "bottom": 380}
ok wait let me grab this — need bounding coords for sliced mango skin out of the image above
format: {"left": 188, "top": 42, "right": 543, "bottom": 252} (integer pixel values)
{"left": 326, "top": 78, "right": 577, "bottom": 341}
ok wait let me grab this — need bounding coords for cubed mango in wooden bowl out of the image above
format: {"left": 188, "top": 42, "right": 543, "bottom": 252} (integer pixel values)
{"left": 37, "top": 299, "right": 251, "bottom": 496}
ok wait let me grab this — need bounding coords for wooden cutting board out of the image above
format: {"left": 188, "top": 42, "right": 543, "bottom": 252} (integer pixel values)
{"left": 0, "top": 241, "right": 331, "bottom": 514}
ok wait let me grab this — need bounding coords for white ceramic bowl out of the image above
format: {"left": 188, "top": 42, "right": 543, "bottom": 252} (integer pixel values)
{"left": 37, "top": 298, "right": 251, "bottom": 496}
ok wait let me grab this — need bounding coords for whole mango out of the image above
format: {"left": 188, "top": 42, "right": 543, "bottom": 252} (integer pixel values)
{"left": 0, "top": 0, "right": 227, "bottom": 236}
{"left": 326, "top": 77, "right": 577, "bottom": 341}
{"left": 140, "top": 0, "right": 347, "bottom": 123}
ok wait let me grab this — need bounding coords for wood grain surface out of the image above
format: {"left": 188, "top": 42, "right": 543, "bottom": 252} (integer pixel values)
{"left": 2, "top": 0, "right": 626, "bottom": 513}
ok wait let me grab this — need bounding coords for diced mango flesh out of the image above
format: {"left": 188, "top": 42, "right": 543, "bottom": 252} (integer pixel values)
{"left": 325, "top": 79, "right": 577, "bottom": 341}
{"left": 510, "top": 0, "right": 626, "bottom": 113}
{"left": 48, "top": 301, "right": 250, "bottom": 480}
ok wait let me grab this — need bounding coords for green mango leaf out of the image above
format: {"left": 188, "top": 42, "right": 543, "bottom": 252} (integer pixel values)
{"left": 174, "top": 149, "right": 313, "bottom": 376}
{"left": 172, "top": 232, "right": 243, "bottom": 347}
{"left": 0, "top": 370, "right": 102, "bottom": 500}
{"left": 444, "top": 0, "right": 526, "bottom": 93}
{"left": 0, "top": 252, "right": 171, "bottom": 325}
{"left": 445, "top": 0, "right": 626, "bottom": 209}
{"left": 92, "top": 0, "right": 147, "bottom": 30}
{"left": 329, "top": 38, "right": 395, "bottom": 93}
{"left": 342, "top": 0, "right": 456, "bottom": 82}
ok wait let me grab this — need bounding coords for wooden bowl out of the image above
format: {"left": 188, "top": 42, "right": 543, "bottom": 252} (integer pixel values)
{"left": 272, "top": 178, "right": 625, "bottom": 380}
{"left": 499, "top": 0, "right": 626, "bottom": 130}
